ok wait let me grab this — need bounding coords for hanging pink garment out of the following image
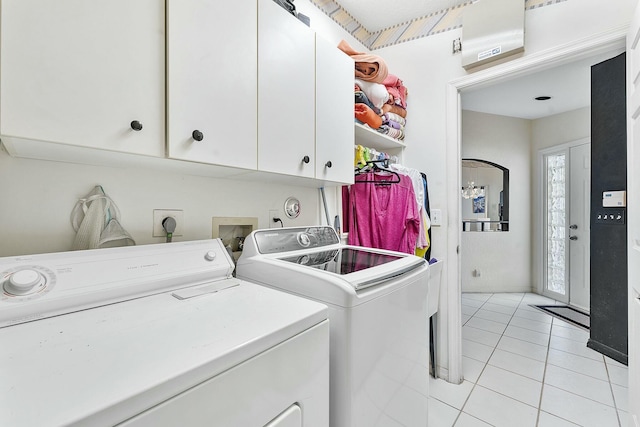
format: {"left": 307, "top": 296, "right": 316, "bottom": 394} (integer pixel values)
{"left": 347, "top": 172, "right": 420, "bottom": 254}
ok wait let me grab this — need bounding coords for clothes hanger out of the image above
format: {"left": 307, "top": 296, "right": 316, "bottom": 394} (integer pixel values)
{"left": 354, "top": 159, "right": 401, "bottom": 184}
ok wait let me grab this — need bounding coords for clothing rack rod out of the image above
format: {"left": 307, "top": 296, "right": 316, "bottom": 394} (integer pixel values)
{"left": 358, "top": 159, "right": 390, "bottom": 168}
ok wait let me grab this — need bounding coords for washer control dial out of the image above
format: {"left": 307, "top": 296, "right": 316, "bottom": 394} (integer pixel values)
{"left": 297, "top": 232, "right": 311, "bottom": 248}
{"left": 4, "top": 269, "right": 46, "bottom": 296}
{"left": 204, "top": 251, "right": 217, "bottom": 261}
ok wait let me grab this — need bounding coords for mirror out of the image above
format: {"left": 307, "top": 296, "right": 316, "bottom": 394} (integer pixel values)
{"left": 461, "top": 159, "right": 509, "bottom": 231}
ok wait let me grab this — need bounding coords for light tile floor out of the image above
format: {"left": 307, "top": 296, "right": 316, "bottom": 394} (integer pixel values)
{"left": 429, "top": 292, "right": 629, "bottom": 427}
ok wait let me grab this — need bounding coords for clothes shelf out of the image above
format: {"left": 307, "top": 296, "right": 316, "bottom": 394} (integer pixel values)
{"left": 355, "top": 122, "right": 406, "bottom": 152}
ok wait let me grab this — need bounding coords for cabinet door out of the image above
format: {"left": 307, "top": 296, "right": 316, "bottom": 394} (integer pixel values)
{"left": 0, "top": 0, "right": 164, "bottom": 157}
{"left": 315, "top": 37, "right": 354, "bottom": 184}
{"left": 166, "top": 0, "right": 257, "bottom": 170}
{"left": 257, "top": 0, "right": 315, "bottom": 178}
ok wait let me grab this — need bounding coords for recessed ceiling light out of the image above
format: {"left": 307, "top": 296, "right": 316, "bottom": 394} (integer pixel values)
{"left": 535, "top": 96, "right": 552, "bottom": 101}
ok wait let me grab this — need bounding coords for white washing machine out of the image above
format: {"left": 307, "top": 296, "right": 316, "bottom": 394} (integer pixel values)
{"left": 236, "top": 226, "right": 430, "bottom": 427}
{"left": 0, "top": 239, "right": 329, "bottom": 427}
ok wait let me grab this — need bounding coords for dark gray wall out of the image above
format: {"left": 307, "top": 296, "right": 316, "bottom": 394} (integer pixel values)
{"left": 588, "top": 52, "right": 628, "bottom": 364}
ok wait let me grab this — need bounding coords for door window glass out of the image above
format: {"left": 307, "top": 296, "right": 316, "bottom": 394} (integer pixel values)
{"left": 546, "top": 152, "right": 567, "bottom": 295}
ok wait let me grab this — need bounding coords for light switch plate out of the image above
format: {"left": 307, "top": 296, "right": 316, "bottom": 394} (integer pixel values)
{"left": 431, "top": 209, "right": 442, "bottom": 226}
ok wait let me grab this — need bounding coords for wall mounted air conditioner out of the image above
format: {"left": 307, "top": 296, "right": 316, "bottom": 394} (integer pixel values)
{"left": 462, "top": 0, "right": 525, "bottom": 70}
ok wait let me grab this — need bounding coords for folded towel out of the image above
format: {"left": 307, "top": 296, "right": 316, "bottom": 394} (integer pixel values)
{"left": 383, "top": 74, "right": 408, "bottom": 108}
{"left": 381, "top": 103, "right": 408, "bottom": 118}
{"left": 382, "top": 112, "right": 406, "bottom": 126}
{"left": 338, "top": 40, "right": 389, "bottom": 83}
{"left": 384, "top": 119, "right": 403, "bottom": 130}
{"left": 377, "top": 125, "right": 404, "bottom": 140}
{"left": 355, "top": 79, "right": 389, "bottom": 109}
{"left": 355, "top": 103, "right": 383, "bottom": 129}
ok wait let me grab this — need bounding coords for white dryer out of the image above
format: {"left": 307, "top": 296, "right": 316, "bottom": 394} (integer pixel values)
{"left": 0, "top": 239, "right": 329, "bottom": 427}
{"left": 236, "top": 226, "right": 430, "bottom": 427}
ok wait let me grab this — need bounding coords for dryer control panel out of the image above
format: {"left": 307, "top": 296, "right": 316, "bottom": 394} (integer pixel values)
{"left": 0, "top": 239, "right": 234, "bottom": 328}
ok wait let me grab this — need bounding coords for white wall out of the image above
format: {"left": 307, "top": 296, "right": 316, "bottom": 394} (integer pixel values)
{"left": 531, "top": 107, "right": 590, "bottom": 151}
{"left": 461, "top": 111, "right": 532, "bottom": 293}
{"left": 459, "top": 107, "right": 591, "bottom": 295}
{"left": 0, "top": 149, "right": 327, "bottom": 256}
{"left": 531, "top": 107, "right": 591, "bottom": 293}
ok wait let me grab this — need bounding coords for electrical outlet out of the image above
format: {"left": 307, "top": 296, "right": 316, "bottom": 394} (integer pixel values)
{"left": 452, "top": 38, "right": 462, "bottom": 54}
{"left": 153, "top": 209, "right": 184, "bottom": 237}
{"left": 268, "top": 209, "right": 279, "bottom": 228}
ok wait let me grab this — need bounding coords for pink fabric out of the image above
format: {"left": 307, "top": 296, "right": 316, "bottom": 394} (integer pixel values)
{"left": 347, "top": 172, "right": 420, "bottom": 254}
{"left": 337, "top": 40, "right": 389, "bottom": 83}
{"left": 383, "top": 74, "right": 408, "bottom": 109}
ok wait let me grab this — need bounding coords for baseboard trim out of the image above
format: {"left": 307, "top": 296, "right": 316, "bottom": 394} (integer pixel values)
{"left": 437, "top": 366, "right": 451, "bottom": 382}
{"left": 461, "top": 287, "right": 534, "bottom": 294}
{"left": 587, "top": 339, "right": 628, "bottom": 365}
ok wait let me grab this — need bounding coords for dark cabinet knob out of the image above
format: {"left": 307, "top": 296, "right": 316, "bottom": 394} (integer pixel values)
{"left": 325, "top": 161, "right": 332, "bottom": 168}
{"left": 302, "top": 155, "right": 310, "bottom": 164}
{"left": 130, "top": 120, "right": 143, "bottom": 131}
{"left": 192, "top": 130, "right": 204, "bottom": 141}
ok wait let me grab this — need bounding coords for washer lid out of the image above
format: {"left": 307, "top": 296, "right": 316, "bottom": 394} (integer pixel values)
{"left": 277, "top": 246, "right": 426, "bottom": 290}
{"left": 279, "top": 247, "right": 403, "bottom": 275}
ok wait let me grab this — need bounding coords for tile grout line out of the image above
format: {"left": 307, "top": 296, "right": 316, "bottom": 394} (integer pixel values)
{"left": 460, "top": 293, "right": 547, "bottom": 426}
{"left": 455, "top": 293, "right": 496, "bottom": 425}
{"left": 603, "top": 356, "right": 624, "bottom": 427}
{"left": 545, "top": 347, "right": 615, "bottom": 381}
{"left": 456, "top": 293, "right": 627, "bottom": 426}
{"left": 465, "top": 293, "right": 554, "bottom": 426}
{"left": 540, "top": 316, "right": 621, "bottom": 425}
{"left": 509, "top": 293, "right": 553, "bottom": 427}
{"left": 535, "top": 304, "right": 623, "bottom": 411}
{"left": 535, "top": 297, "right": 600, "bottom": 426}
{"left": 535, "top": 313, "right": 554, "bottom": 427}
{"left": 482, "top": 293, "right": 545, "bottom": 425}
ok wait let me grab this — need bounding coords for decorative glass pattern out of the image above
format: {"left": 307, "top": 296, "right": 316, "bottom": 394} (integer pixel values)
{"left": 546, "top": 153, "right": 566, "bottom": 295}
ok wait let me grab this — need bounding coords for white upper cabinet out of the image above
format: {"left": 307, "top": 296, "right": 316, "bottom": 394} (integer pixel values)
{"left": 0, "top": 0, "right": 354, "bottom": 185}
{"left": 166, "top": 0, "right": 257, "bottom": 170}
{"left": 315, "top": 36, "right": 354, "bottom": 184}
{"left": 0, "top": 0, "right": 165, "bottom": 157}
{"left": 257, "top": 0, "right": 316, "bottom": 178}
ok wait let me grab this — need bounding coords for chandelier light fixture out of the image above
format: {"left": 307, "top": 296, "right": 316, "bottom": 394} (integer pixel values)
{"left": 461, "top": 181, "right": 480, "bottom": 199}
